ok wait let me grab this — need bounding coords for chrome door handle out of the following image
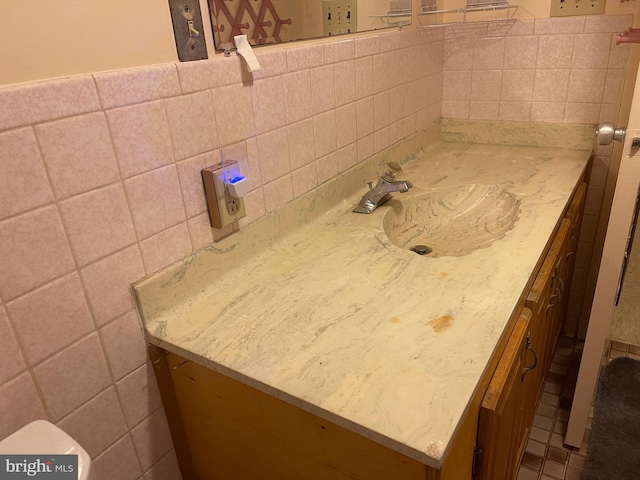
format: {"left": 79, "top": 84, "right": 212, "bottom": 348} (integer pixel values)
{"left": 597, "top": 122, "right": 627, "bottom": 145}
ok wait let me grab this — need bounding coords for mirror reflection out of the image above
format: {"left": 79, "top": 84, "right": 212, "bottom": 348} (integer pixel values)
{"left": 207, "top": 0, "right": 414, "bottom": 51}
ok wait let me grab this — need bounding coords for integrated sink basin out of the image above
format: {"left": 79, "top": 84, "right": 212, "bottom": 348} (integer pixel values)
{"left": 383, "top": 184, "right": 520, "bottom": 257}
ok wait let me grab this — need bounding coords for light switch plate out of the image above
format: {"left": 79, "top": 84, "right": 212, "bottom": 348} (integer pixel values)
{"left": 550, "top": 0, "right": 605, "bottom": 17}
{"left": 323, "top": 0, "right": 357, "bottom": 37}
{"left": 168, "top": 0, "right": 208, "bottom": 61}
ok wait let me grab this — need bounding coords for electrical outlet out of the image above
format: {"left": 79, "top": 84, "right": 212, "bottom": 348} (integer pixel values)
{"left": 323, "top": 0, "right": 357, "bottom": 37}
{"left": 202, "top": 161, "right": 246, "bottom": 229}
{"left": 550, "top": 0, "right": 605, "bottom": 17}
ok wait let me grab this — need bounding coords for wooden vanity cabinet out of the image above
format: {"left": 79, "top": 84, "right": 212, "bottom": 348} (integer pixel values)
{"left": 150, "top": 181, "right": 589, "bottom": 480}
{"left": 476, "top": 308, "right": 532, "bottom": 480}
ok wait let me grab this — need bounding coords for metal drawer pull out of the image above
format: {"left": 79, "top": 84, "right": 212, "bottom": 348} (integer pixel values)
{"left": 522, "top": 333, "right": 538, "bottom": 381}
{"left": 566, "top": 250, "right": 575, "bottom": 263}
{"left": 556, "top": 277, "right": 565, "bottom": 293}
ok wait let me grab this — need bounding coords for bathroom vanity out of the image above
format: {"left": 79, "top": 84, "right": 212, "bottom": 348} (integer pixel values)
{"left": 134, "top": 121, "right": 593, "bottom": 480}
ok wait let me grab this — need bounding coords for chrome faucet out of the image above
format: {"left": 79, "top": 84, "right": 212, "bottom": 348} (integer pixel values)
{"left": 353, "top": 162, "right": 413, "bottom": 214}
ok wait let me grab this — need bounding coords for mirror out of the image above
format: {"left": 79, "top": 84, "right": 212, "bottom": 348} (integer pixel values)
{"left": 207, "top": 0, "right": 414, "bottom": 51}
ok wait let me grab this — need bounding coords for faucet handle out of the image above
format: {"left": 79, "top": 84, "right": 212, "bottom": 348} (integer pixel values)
{"left": 382, "top": 161, "right": 402, "bottom": 181}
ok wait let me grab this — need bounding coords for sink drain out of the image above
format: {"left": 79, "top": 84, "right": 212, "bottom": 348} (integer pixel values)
{"left": 409, "top": 245, "right": 432, "bottom": 255}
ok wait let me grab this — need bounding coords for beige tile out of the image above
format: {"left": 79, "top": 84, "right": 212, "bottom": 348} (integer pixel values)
{"left": 355, "top": 36, "right": 381, "bottom": 58}
{"left": 253, "top": 50, "right": 288, "bottom": 79}
{"left": 6, "top": 273, "right": 93, "bottom": 365}
{"left": 187, "top": 212, "right": 214, "bottom": 250}
{"left": 60, "top": 184, "right": 136, "bottom": 267}
{"left": 334, "top": 61, "right": 356, "bottom": 107}
{"left": 0, "top": 128, "right": 53, "bottom": 220}
{"left": 164, "top": 91, "right": 218, "bottom": 161}
{"left": 390, "top": 86, "right": 405, "bottom": 123}
{"left": 443, "top": 70, "right": 472, "bottom": 101}
{"left": 529, "top": 426, "right": 551, "bottom": 444}
{"left": 225, "top": 140, "right": 262, "bottom": 192}
{"left": 404, "top": 114, "right": 417, "bottom": 138}
{"left": 389, "top": 50, "right": 405, "bottom": 88}
{"left": 403, "top": 81, "right": 419, "bottom": 117}
{"left": 238, "top": 188, "right": 266, "bottom": 227}
{"left": 389, "top": 120, "right": 405, "bottom": 145}
{"left": 57, "top": 387, "right": 128, "bottom": 457}
{"left": 314, "top": 110, "right": 337, "bottom": 159}
{"left": 609, "top": 35, "right": 631, "bottom": 69}
{"left": 357, "top": 134, "right": 375, "bottom": 163}
{"left": 0, "top": 306, "right": 26, "bottom": 383}
{"left": 373, "top": 53, "right": 390, "bottom": 93}
{"left": 284, "top": 70, "right": 313, "bottom": 123}
{"left": 324, "top": 39, "right": 355, "bottom": 64}
{"left": 263, "top": 175, "right": 293, "bottom": 213}
{"left": 125, "top": 165, "right": 187, "bottom": 239}
{"left": 175, "top": 152, "right": 210, "bottom": 218}
{"left": 310, "top": 65, "right": 336, "bottom": 115}
{"left": 107, "top": 100, "right": 174, "bottom": 179}
{"left": 374, "top": 91, "right": 390, "bottom": 132}
{"left": 504, "top": 36, "right": 539, "bottom": 70}
{"left": 471, "top": 70, "right": 502, "bottom": 101}
{"left": 534, "top": 17, "right": 585, "bottom": 35}
{"left": 525, "top": 438, "right": 547, "bottom": 457}
{"left": 542, "top": 459, "right": 565, "bottom": 478}
{"left": 139, "top": 222, "right": 192, "bottom": 274}
{"left": 603, "top": 69, "right": 626, "bottom": 105}
{"left": 442, "top": 100, "right": 470, "bottom": 119}
{"left": 498, "top": 102, "right": 531, "bottom": 122}
{"left": 81, "top": 245, "right": 145, "bottom": 326}
{"left": 143, "top": 450, "right": 182, "bottom": 480}
{"left": 567, "top": 69, "right": 606, "bottom": 103}
{"left": 176, "top": 57, "right": 243, "bottom": 94}
{"left": 473, "top": 37, "right": 505, "bottom": 70}
{"left": 291, "top": 163, "right": 318, "bottom": 198}
{"left": 600, "top": 102, "right": 620, "bottom": 124}
{"left": 374, "top": 127, "right": 390, "bottom": 154}
{"left": 381, "top": 30, "right": 407, "bottom": 52}
{"left": 530, "top": 102, "right": 565, "bottom": 123}
{"left": 404, "top": 46, "right": 420, "bottom": 84}
{"left": 0, "top": 86, "right": 30, "bottom": 132}
{"left": 17, "top": 76, "right": 101, "bottom": 127}
{"left": 533, "top": 69, "right": 570, "bottom": 102}
{"left": 516, "top": 466, "right": 539, "bottom": 480}
{"left": 443, "top": 38, "right": 474, "bottom": 71}
{"left": 36, "top": 112, "right": 120, "bottom": 200}
{"left": 116, "top": 362, "right": 162, "bottom": 428}
{"left": 336, "top": 103, "right": 357, "bottom": 149}
{"left": 287, "top": 44, "right": 324, "bottom": 72}
{"left": 33, "top": 333, "right": 111, "bottom": 420}
{"left": 355, "top": 57, "right": 374, "bottom": 100}
{"left": 93, "top": 434, "right": 142, "bottom": 480}
{"left": 0, "top": 372, "right": 47, "bottom": 439}
{"left": 469, "top": 101, "right": 499, "bottom": 120}
{"left": 572, "top": 33, "right": 612, "bottom": 69}
{"left": 537, "top": 35, "right": 574, "bottom": 69}
{"left": 130, "top": 408, "right": 175, "bottom": 471}
{"left": 337, "top": 143, "right": 358, "bottom": 173}
{"left": 0, "top": 205, "right": 75, "bottom": 301}
{"left": 100, "top": 311, "right": 147, "bottom": 380}
{"left": 502, "top": 70, "right": 534, "bottom": 102}
{"left": 564, "top": 103, "right": 601, "bottom": 124}
{"left": 251, "top": 76, "right": 286, "bottom": 135}
{"left": 356, "top": 97, "right": 374, "bottom": 139}
{"left": 287, "top": 119, "right": 316, "bottom": 170}
{"left": 317, "top": 152, "right": 339, "bottom": 185}
{"left": 94, "top": 64, "right": 180, "bottom": 109}
{"left": 212, "top": 83, "right": 255, "bottom": 146}
{"left": 256, "top": 127, "right": 291, "bottom": 184}
{"left": 585, "top": 14, "right": 633, "bottom": 33}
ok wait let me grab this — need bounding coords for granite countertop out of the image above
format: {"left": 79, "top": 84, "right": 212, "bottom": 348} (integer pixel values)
{"left": 133, "top": 121, "right": 593, "bottom": 468}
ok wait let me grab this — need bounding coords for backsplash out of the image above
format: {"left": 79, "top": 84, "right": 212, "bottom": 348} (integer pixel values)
{"left": 0, "top": 14, "right": 631, "bottom": 480}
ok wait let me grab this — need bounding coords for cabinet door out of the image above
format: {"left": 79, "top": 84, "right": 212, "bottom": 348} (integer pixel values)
{"left": 548, "top": 219, "right": 572, "bottom": 364}
{"left": 477, "top": 308, "right": 532, "bottom": 480}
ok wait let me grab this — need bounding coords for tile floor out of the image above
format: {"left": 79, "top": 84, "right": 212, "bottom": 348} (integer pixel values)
{"left": 516, "top": 337, "right": 640, "bottom": 480}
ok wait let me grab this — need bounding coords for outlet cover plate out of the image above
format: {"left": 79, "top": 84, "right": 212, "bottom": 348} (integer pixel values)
{"left": 550, "top": 0, "right": 605, "bottom": 17}
{"left": 202, "top": 161, "right": 246, "bottom": 229}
